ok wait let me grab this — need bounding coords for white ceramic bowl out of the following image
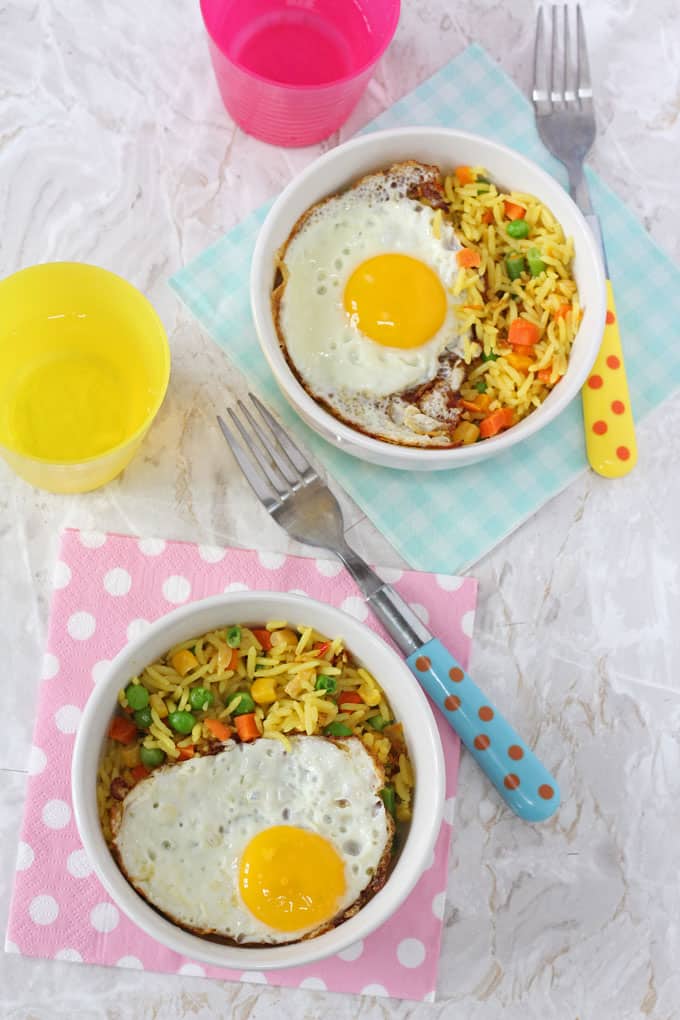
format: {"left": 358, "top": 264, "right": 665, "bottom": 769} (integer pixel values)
{"left": 251, "top": 127, "right": 606, "bottom": 470}
{"left": 72, "top": 592, "right": 445, "bottom": 970}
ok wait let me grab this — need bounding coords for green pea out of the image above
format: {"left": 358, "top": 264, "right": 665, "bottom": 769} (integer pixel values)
{"left": 367, "top": 715, "right": 391, "bottom": 731}
{"left": 473, "top": 379, "right": 488, "bottom": 393}
{"left": 380, "top": 785, "right": 397, "bottom": 818}
{"left": 134, "top": 707, "right": 152, "bottom": 729}
{"left": 315, "top": 674, "right": 337, "bottom": 695}
{"left": 506, "top": 218, "right": 530, "bottom": 239}
{"left": 125, "top": 684, "right": 149, "bottom": 711}
{"left": 168, "top": 710, "right": 195, "bottom": 735}
{"left": 231, "top": 691, "right": 255, "bottom": 716}
{"left": 189, "top": 687, "right": 214, "bottom": 711}
{"left": 139, "top": 746, "right": 166, "bottom": 768}
{"left": 226, "top": 626, "right": 241, "bottom": 648}
{"left": 505, "top": 252, "right": 525, "bottom": 281}
{"left": 324, "top": 721, "right": 353, "bottom": 738}
{"left": 527, "top": 247, "right": 546, "bottom": 277}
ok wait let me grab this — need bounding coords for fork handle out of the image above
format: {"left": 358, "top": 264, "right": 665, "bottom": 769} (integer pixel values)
{"left": 581, "top": 279, "right": 637, "bottom": 477}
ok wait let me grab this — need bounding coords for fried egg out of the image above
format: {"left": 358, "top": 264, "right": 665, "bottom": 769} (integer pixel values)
{"left": 113, "top": 736, "right": 393, "bottom": 945}
{"left": 273, "top": 162, "right": 465, "bottom": 444}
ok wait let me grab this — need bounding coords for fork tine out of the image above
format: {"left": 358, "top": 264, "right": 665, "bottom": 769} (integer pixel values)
{"left": 249, "top": 393, "right": 317, "bottom": 483}
{"left": 236, "top": 398, "right": 299, "bottom": 488}
{"left": 216, "top": 415, "right": 280, "bottom": 506}
{"left": 228, "top": 402, "right": 291, "bottom": 494}
{"left": 532, "top": 6, "right": 550, "bottom": 108}
{"left": 576, "top": 4, "right": 594, "bottom": 110}
{"left": 550, "top": 5, "right": 562, "bottom": 105}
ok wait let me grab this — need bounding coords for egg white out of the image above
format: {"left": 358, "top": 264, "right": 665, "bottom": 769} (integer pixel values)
{"left": 113, "top": 736, "right": 392, "bottom": 945}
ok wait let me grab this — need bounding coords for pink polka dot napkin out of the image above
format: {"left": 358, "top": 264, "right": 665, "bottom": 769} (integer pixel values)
{"left": 6, "top": 529, "right": 477, "bottom": 1003}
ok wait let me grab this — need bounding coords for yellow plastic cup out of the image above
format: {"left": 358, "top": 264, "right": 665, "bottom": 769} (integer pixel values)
{"left": 0, "top": 262, "right": 170, "bottom": 493}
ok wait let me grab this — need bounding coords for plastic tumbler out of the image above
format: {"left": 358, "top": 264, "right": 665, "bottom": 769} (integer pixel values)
{"left": 199, "top": 0, "right": 401, "bottom": 147}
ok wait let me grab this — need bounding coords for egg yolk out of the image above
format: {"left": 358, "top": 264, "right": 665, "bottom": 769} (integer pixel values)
{"left": 343, "top": 253, "right": 447, "bottom": 349}
{"left": 239, "top": 825, "right": 346, "bottom": 932}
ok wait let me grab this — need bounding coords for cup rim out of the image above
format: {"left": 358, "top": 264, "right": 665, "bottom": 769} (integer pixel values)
{"left": 199, "top": 0, "right": 401, "bottom": 93}
{"left": 0, "top": 260, "right": 171, "bottom": 467}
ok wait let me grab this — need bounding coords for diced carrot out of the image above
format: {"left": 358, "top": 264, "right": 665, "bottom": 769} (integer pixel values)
{"left": 459, "top": 398, "right": 483, "bottom": 412}
{"left": 479, "top": 407, "right": 515, "bottom": 438}
{"left": 315, "top": 641, "right": 330, "bottom": 656}
{"left": 503, "top": 200, "right": 526, "bottom": 220}
{"left": 505, "top": 352, "right": 534, "bottom": 372}
{"left": 537, "top": 367, "right": 562, "bottom": 384}
{"left": 235, "top": 712, "right": 259, "bottom": 742}
{"left": 251, "top": 628, "right": 272, "bottom": 651}
{"left": 108, "top": 715, "right": 138, "bottom": 745}
{"left": 456, "top": 248, "right": 482, "bottom": 269}
{"left": 205, "top": 718, "right": 232, "bottom": 741}
{"left": 177, "top": 745, "right": 195, "bottom": 761}
{"left": 228, "top": 647, "right": 239, "bottom": 670}
{"left": 553, "top": 303, "right": 572, "bottom": 320}
{"left": 131, "top": 764, "right": 149, "bottom": 783}
{"left": 338, "top": 691, "right": 363, "bottom": 708}
{"left": 455, "top": 165, "right": 475, "bottom": 186}
{"left": 508, "top": 318, "right": 541, "bottom": 347}
{"left": 482, "top": 209, "right": 495, "bottom": 225}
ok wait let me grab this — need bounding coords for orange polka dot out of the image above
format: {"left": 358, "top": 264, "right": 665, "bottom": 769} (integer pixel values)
{"left": 606, "top": 309, "right": 615, "bottom": 325}
{"left": 606, "top": 355, "right": 620, "bottom": 370}
{"left": 616, "top": 446, "right": 631, "bottom": 461}
{"left": 539, "top": 784, "right": 554, "bottom": 800}
{"left": 592, "top": 420, "right": 607, "bottom": 435}
{"left": 611, "top": 400, "right": 625, "bottom": 414}
{"left": 444, "top": 695, "right": 461, "bottom": 711}
{"left": 449, "top": 667, "right": 464, "bottom": 683}
{"left": 415, "top": 656, "right": 431, "bottom": 672}
{"left": 504, "top": 774, "right": 520, "bottom": 790}
{"left": 474, "top": 734, "right": 490, "bottom": 750}
{"left": 587, "top": 374, "right": 603, "bottom": 389}
{"left": 478, "top": 706, "right": 494, "bottom": 722}
{"left": 508, "top": 745, "right": 524, "bottom": 760}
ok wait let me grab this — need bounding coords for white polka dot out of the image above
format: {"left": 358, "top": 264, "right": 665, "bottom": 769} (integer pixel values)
{"left": 53, "top": 561, "right": 72, "bottom": 590}
{"left": 104, "top": 568, "right": 132, "bottom": 597}
{"left": 461, "top": 610, "right": 475, "bottom": 638}
{"left": 224, "top": 582, "right": 249, "bottom": 593}
{"left": 42, "top": 653, "right": 59, "bottom": 680}
{"left": 397, "top": 937, "right": 426, "bottom": 968}
{"left": 315, "top": 557, "right": 343, "bottom": 577}
{"left": 288, "top": 588, "right": 308, "bottom": 597}
{"left": 177, "top": 963, "right": 206, "bottom": 977}
{"left": 162, "top": 575, "right": 191, "bottom": 604}
{"left": 443, "top": 796, "right": 456, "bottom": 825}
{"left": 436, "top": 574, "right": 464, "bottom": 591}
{"left": 138, "top": 537, "right": 166, "bottom": 556}
{"left": 67, "top": 611, "right": 96, "bottom": 641}
{"left": 91, "top": 659, "right": 112, "bottom": 684}
{"left": 361, "top": 984, "right": 388, "bottom": 997}
{"left": 5, "top": 941, "right": 19, "bottom": 954}
{"left": 337, "top": 939, "right": 364, "bottom": 962}
{"left": 375, "top": 565, "right": 404, "bottom": 583}
{"left": 79, "top": 530, "right": 106, "bottom": 548}
{"left": 54, "top": 948, "right": 82, "bottom": 962}
{"left": 257, "top": 550, "right": 286, "bottom": 570}
{"left": 410, "top": 602, "right": 430, "bottom": 625}
{"left": 340, "top": 596, "right": 369, "bottom": 621}
{"left": 198, "top": 544, "right": 226, "bottom": 563}
{"left": 55, "top": 704, "right": 81, "bottom": 734}
{"left": 299, "top": 977, "right": 327, "bottom": 990}
{"left": 29, "top": 895, "right": 59, "bottom": 925}
{"left": 240, "top": 971, "right": 267, "bottom": 984}
{"left": 117, "top": 955, "right": 144, "bottom": 969}
{"left": 16, "top": 841, "right": 34, "bottom": 871}
{"left": 28, "top": 745, "right": 47, "bottom": 775}
{"left": 126, "top": 619, "right": 150, "bottom": 642}
{"left": 67, "top": 848, "right": 93, "bottom": 879}
{"left": 42, "top": 799, "right": 71, "bottom": 829}
{"left": 90, "top": 902, "right": 119, "bottom": 933}
{"left": 432, "top": 891, "right": 447, "bottom": 920}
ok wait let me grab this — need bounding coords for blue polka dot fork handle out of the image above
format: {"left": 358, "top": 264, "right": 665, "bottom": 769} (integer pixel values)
{"left": 217, "top": 394, "right": 560, "bottom": 824}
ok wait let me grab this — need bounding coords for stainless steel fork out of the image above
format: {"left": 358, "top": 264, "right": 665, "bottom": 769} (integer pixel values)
{"left": 217, "top": 394, "right": 560, "bottom": 822}
{"left": 532, "top": 5, "right": 637, "bottom": 477}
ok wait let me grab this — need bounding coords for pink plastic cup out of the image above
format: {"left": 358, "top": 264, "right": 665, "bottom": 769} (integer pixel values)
{"left": 199, "top": 0, "right": 400, "bottom": 147}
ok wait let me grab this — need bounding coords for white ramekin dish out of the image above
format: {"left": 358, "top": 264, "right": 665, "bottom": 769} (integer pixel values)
{"left": 72, "top": 592, "right": 445, "bottom": 970}
{"left": 250, "top": 126, "right": 606, "bottom": 471}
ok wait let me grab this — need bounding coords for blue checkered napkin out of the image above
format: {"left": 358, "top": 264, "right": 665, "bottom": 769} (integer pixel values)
{"left": 170, "top": 45, "right": 680, "bottom": 574}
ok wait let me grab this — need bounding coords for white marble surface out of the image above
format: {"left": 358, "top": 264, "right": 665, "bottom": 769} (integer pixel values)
{"left": 1, "top": 0, "right": 680, "bottom": 1016}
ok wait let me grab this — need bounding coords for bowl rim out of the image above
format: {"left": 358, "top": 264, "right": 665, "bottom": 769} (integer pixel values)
{"left": 0, "top": 260, "right": 171, "bottom": 467}
{"left": 71, "top": 591, "right": 446, "bottom": 970}
{"left": 250, "top": 126, "right": 607, "bottom": 467}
